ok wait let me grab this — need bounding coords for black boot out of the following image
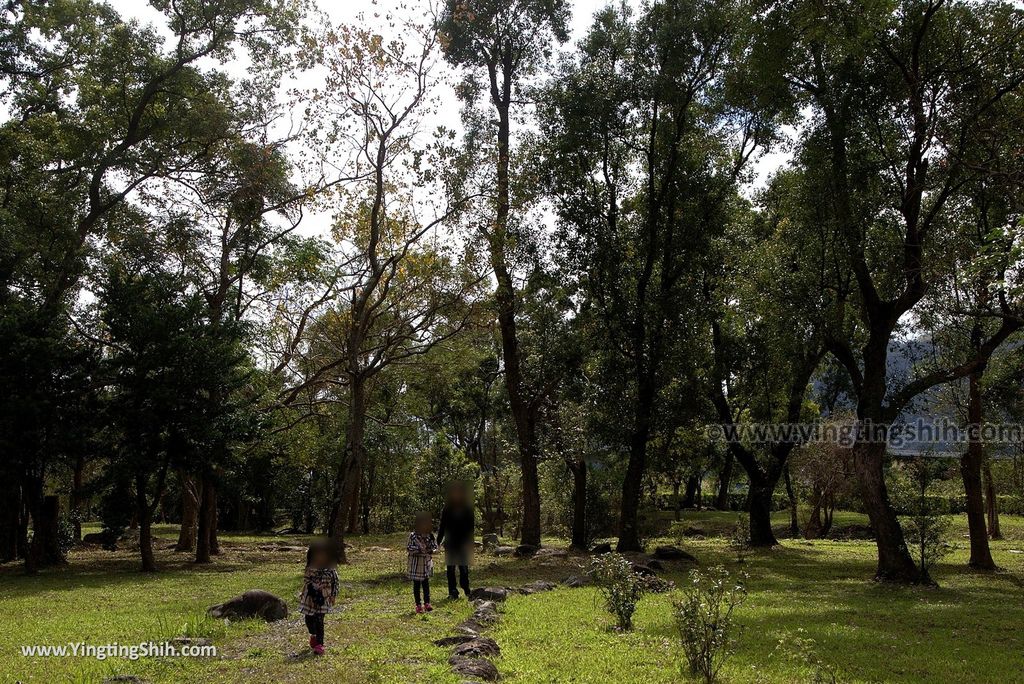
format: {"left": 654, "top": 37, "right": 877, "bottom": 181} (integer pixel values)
{"left": 446, "top": 565, "right": 459, "bottom": 599}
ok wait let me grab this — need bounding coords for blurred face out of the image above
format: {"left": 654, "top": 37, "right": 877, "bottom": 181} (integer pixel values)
{"left": 447, "top": 483, "right": 467, "bottom": 506}
{"left": 311, "top": 547, "right": 332, "bottom": 568}
{"left": 415, "top": 515, "right": 432, "bottom": 534}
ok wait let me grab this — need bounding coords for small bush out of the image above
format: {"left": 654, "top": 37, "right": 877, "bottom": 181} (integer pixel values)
{"left": 730, "top": 515, "right": 750, "bottom": 563}
{"left": 674, "top": 566, "right": 747, "bottom": 684}
{"left": 589, "top": 553, "right": 645, "bottom": 630}
{"left": 771, "top": 629, "right": 841, "bottom": 683}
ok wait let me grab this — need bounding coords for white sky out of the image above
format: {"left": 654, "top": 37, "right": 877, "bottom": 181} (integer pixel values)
{"left": 104, "top": 0, "right": 788, "bottom": 239}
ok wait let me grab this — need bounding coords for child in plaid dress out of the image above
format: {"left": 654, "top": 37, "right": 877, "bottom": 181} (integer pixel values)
{"left": 407, "top": 511, "right": 439, "bottom": 614}
{"left": 299, "top": 540, "right": 339, "bottom": 655}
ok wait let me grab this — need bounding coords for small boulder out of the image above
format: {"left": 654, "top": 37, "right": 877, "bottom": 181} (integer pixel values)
{"left": 653, "top": 545, "right": 698, "bottom": 562}
{"left": 170, "top": 637, "right": 211, "bottom": 648}
{"left": 514, "top": 544, "right": 539, "bottom": 558}
{"left": 493, "top": 545, "right": 516, "bottom": 557}
{"left": 450, "top": 655, "right": 499, "bottom": 681}
{"left": 562, "top": 574, "right": 589, "bottom": 588}
{"left": 434, "top": 635, "right": 476, "bottom": 647}
{"left": 679, "top": 526, "right": 706, "bottom": 538}
{"left": 482, "top": 533, "right": 500, "bottom": 550}
{"left": 207, "top": 590, "right": 288, "bottom": 622}
{"left": 631, "top": 563, "right": 656, "bottom": 577}
{"left": 453, "top": 636, "right": 501, "bottom": 658}
{"left": 519, "top": 580, "right": 557, "bottom": 595}
{"left": 103, "top": 677, "right": 146, "bottom": 684}
{"left": 533, "top": 547, "right": 568, "bottom": 560}
{"left": 590, "top": 542, "right": 612, "bottom": 554}
{"left": 646, "top": 559, "right": 664, "bottom": 571}
{"left": 469, "top": 587, "right": 510, "bottom": 602}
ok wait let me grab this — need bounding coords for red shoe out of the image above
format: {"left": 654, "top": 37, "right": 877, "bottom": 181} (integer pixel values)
{"left": 424, "top": 603, "right": 433, "bottom": 612}
{"left": 312, "top": 643, "right": 325, "bottom": 656}
{"left": 415, "top": 604, "right": 424, "bottom": 614}
{"left": 309, "top": 635, "right": 318, "bottom": 649}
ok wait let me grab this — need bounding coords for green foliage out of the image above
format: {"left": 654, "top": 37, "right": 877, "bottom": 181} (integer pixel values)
{"left": 674, "top": 566, "right": 748, "bottom": 684}
{"left": 589, "top": 553, "right": 646, "bottom": 631}
{"left": 771, "top": 629, "right": 842, "bottom": 684}
{"left": 892, "top": 458, "right": 956, "bottom": 582}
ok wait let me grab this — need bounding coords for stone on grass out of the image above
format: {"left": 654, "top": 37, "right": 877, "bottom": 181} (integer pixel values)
{"left": 652, "top": 545, "right": 698, "bottom": 562}
{"left": 207, "top": 590, "right": 288, "bottom": 622}
{"left": 590, "top": 542, "right": 612, "bottom": 554}
{"left": 565, "top": 573, "right": 589, "bottom": 589}
{"left": 519, "top": 580, "right": 557, "bottom": 595}
{"left": 533, "top": 547, "right": 568, "bottom": 560}
{"left": 514, "top": 544, "right": 539, "bottom": 557}
{"left": 630, "top": 563, "right": 656, "bottom": 577}
{"left": 493, "top": 545, "right": 516, "bottom": 557}
{"left": 435, "top": 635, "right": 477, "bottom": 647}
{"left": 450, "top": 655, "right": 499, "bottom": 681}
{"left": 646, "top": 559, "right": 664, "bottom": 571}
{"left": 170, "top": 637, "right": 212, "bottom": 648}
{"left": 103, "top": 677, "right": 146, "bottom": 683}
{"left": 469, "top": 587, "right": 510, "bottom": 602}
{"left": 453, "top": 636, "right": 501, "bottom": 658}
{"left": 482, "top": 533, "right": 500, "bottom": 550}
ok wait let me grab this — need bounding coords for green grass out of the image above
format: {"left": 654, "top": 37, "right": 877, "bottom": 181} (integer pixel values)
{"left": 2, "top": 517, "right": 1023, "bottom": 683}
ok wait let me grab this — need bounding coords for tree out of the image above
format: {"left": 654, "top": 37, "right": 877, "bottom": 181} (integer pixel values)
{"left": 438, "top": 0, "right": 570, "bottom": 547}
{"left": 761, "top": 0, "right": 1024, "bottom": 581}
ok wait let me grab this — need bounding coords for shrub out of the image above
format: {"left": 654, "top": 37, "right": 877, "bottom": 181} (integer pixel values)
{"left": 674, "top": 566, "right": 747, "bottom": 684}
{"left": 589, "top": 553, "right": 645, "bottom": 630}
{"left": 893, "top": 457, "right": 954, "bottom": 582}
{"left": 771, "top": 629, "right": 841, "bottom": 683}
{"left": 730, "top": 515, "right": 750, "bottom": 563}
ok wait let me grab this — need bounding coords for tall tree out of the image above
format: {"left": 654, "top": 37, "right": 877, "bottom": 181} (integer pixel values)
{"left": 438, "top": 0, "right": 570, "bottom": 547}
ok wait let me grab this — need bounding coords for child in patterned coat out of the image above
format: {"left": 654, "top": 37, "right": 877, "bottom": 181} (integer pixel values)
{"left": 407, "top": 511, "right": 439, "bottom": 614}
{"left": 299, "top": 540, "right": 339, "bottom": 655}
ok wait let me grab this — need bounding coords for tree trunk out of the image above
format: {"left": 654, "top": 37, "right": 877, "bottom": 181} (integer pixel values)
{"left": 618, "top": 389, "right": 653, "bottom": 552}
{"left": 853, "top": 439, "right": 920, "bottom": 582}
{"left": 672, "top": 480, "right": 682, "bottom": 521}
{"left": 747, "top": 477, "right": 779, "bottom": 547}
{"left": 716, "top": 451, "right": 733, "bottom": 510}
{"left": 176, "top": 473, "right": 199, "bottom": 552}
{"left": 195, "top": 473, "right": 218, "bottom": 564}
{"left": 569, "top": 459, "right": 588, "bottom": 551}
{"left": 784, "top": 464, "right": 799, "bottom": 537}
{"left": 0, "top": 483, "right": 22, "bottom": 562}
{"left": 329, "top": 377, "right": 370, "bottom": 562}
{"left": 346, "top": 473, "right": 361, "bottom": 535}
{"left": 961, "top": 370, "right": 995, "bottom": 569}
{"left": 682, "top": 476, "right": 699, "bottom": 509}
{"left": 136, "top": 473, "right": 156, "bottom": 572}
{"left": 983, "top": 460, "right": 1001, "bottom": 540}
{"left": 26, "top": 494, "right": 65, "bottom": 573}
{"left": 71, "top": 455, "right": 85, "bottom": 543}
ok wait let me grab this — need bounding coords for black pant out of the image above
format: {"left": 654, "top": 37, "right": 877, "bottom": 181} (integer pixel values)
{"left": 304, "top": 614, "right": 324, "bottom": 645}
{"left": 446, "top": 565, "right": 470, "bottom": 597}
{"left": 413, "top": 578, "right": 430, "bottom": 605}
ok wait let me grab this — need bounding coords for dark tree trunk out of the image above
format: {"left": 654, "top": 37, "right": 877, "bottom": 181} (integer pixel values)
{"left": 618, "top": 379, "right": 654, "bottom": 552}
{"left": 329, "top": 377, "right": 369, "bottom": 562}
{"left": 747, "top": 476, "right": 779, "bottom": 547}
{"left": 962, "top": 371, "right": 995, "bottom": 569}
{"left": 26, "top": 495, "right": 66, "bottom": 573}
{"left": 983, "top": 460, "right": 1001, "bottom": 540}
{"left": 346, "top": 474, "right": 361, "bottom": 535}
{"left": 195, "top": 473, "right": 218, "bottom": 564}
{"left": 176, "top": 473, "right": 199, "bottom": 552}
{"left": 672, "top": 480, "right": 682, "bottom": 521}
{"left": 71, "top": 455, "right": 85, "bottom": 543}
{"left": 784, "top": 464, "right": 799, "bottom": 537}
{"left": 136, "top": 473, "right": 156, "bottom": 572}
{"left": 853, "top": 439, "right": 920, "bottom": 582}
{"left": 569, "top": 459, "right": 588, "bottom": 551}
{"left": 716, "top": 451, "right": 733, "bottom": 510}
{"left": 0, "top": 483, "right": 22, "bottom": 562}
{"left": 682, "top": 476, "right": 699, "bottom": 509}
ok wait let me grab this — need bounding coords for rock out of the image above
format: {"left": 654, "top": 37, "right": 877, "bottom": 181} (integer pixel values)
{"left": 519, "top": 580, "right": 557, "bottom": 595}
{"left": 639, "top": 575, "right": 675, "bottom": 593}
{"left": 833, "top": 524, "right": 875, "bottom": 540}
{"left": 493, "top": 545, "right": 516, "bottom": 557}
{"left": 590, "top": 542, "right": 612, "bottom": 554}
{"left": 482, "top": 533, "right": 500, "bottom": 550}
{"left": 257, "top": 544, "right": 305, "bottom": 553}
{"left": 450, "top": 655, "right": 499, "bottom": 681}
{"left": 562, "top": 574, "right": 589, "bottom": 588}
{"left": 514, "top": 544, "right": 539, "bottom": 558}
{"left": 469, "top": 587, "right": 510, "bottom": 602}
{"left": 453, "top": 637, "right": 500, "bottom": 658}
{"left": 434, "top": 635, "right": 477, "bottom": 647}
{"left": 170, "top": 637, "right": 212, "bottom": 647}
{"left": 207, "top": 590, "right": 288, "bottom": 622}
{"left": 646, "top": 559, "right": 664, "bottom": 571}
{"left": 275, "top": 526, "right": 303, "bottom": 535}
{"left": 456, "top": 623, "right": 481, "bottom": 636}
{"left": 631, "top": 563, "right": 656, "bottom": 577}
{"left": 103, "top": 677, "right": 146, "bottom": 683}
{"left": 533, "top": 547, "right": 568, "bottom": 560}
{"left": 363, "top": 546, "right": 393, "bottom": 553}
{"left": 679, "top": 526, "right": 706, "bottom": 538}
{"left": 652, "top": 545, "right": 698, "bottom": 562}
{"left": 469, "top": 601, "right": 500, "bottom": 626}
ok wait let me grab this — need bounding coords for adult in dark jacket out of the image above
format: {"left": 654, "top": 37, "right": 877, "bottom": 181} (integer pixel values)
{"left": 437, "top": 481, "right": 474, "bottom": 600}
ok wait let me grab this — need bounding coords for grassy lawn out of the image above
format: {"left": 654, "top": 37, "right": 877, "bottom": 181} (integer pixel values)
{"left": 2, "top": 515, "right": 1022, "bottom": 683}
